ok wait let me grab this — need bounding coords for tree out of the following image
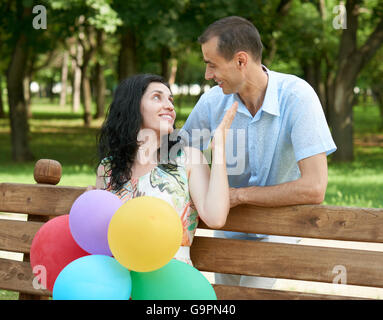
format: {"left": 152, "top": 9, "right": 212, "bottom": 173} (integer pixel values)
{"left": 275, "top": 0, "right": 383, "bottom": 162}
{"left": 361, "top": 47, "right": 383, "bottom": 130}
{"left": 328, "top": 0, "right": 383, "bottom": 161}
{"left": 0, "top": 1, "right": 11, "bottom": 119}
{"left": 52, "top": 0, "right": 121, "bottom": 126}
{"left": 4, "top": 0, "right": 34, "bottom": 161}
{"left": 1, "top": 0, "right": 76, "bottom": 161}
{"left": 93, "top": 29, "right": 106, "bottom": 119}
{"left": 0, "top": 76, "right": 4, "bottom": 118}
{"left": 113, "top": 0, "right": 189, "bottom": 81}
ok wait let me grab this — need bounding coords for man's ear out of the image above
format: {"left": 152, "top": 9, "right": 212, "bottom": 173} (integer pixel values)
{"left": 235, "top": 51, "right": 248, "bottom": 68}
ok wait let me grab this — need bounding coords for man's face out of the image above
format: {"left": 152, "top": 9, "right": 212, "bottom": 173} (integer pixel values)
{"left": 201, "top": 36, "right": 243, "bottom": 94}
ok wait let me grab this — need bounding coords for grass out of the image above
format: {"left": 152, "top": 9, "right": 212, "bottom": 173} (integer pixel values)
{"left": 0, "top": 290, "right": 18, "bottom": 300}
{"left": 326, "top": 146, "right": 383, "bottom": 207}
{"left": 324, "top": 103, "right": 383, "bottom": 208}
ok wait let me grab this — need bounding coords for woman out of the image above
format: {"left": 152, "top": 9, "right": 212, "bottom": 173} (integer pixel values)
{"left": 94, "top": 74, "right": 237, "bottom": 266}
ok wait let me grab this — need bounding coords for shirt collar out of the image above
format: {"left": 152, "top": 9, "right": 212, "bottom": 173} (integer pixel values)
{"left": 261, "top": 65, "right": 280, "bottom": 117}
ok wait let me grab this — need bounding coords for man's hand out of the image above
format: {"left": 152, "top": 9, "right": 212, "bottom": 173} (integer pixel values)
{"left": 229, "top": 187, "right": 242, "bottom": 208}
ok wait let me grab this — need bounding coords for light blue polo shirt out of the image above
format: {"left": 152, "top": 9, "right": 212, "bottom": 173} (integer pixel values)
{"left": 180, "top": 67, "right": 336, "bottom": 239}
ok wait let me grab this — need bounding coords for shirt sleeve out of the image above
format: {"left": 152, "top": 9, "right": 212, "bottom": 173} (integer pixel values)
{"left": 289, "top": 81, "right": 337, "bottom": 162}
{"left": 180, "top": 92, "right": 212, "bottom": 151}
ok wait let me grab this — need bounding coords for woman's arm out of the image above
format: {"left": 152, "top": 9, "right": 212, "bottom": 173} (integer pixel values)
{"left": 186, "top": 102, "right": 238, "bottom": 229}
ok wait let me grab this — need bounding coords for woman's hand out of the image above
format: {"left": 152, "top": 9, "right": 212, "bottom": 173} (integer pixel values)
{"left": 211, "top": 101, "right": 238, "bottom": 151}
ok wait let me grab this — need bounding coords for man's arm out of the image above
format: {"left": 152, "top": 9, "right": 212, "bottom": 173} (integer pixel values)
{"left": 230, "top": 152, "right": 328, "bottom": 207}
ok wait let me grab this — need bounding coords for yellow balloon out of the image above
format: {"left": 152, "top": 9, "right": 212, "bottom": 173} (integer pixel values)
{"left": 107, "top": 196, "right": 183, "bottom": 272}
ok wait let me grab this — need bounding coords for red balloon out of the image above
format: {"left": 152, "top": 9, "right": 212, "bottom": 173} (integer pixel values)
{"left": 30, "top": 215, "right": 89, "bottom": 292}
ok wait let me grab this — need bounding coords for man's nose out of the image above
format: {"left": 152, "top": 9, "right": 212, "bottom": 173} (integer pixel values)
{"left": 205, "top": 67, "right": 213, "bottom": 80}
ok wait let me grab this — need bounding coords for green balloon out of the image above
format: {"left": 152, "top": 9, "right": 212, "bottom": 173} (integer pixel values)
{"left": 131, "top": 259, "right": 217, "bottom": 300}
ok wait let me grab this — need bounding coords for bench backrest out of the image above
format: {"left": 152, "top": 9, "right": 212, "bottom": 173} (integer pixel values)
{"left": 1, "top": 161, "right": 383, "bottom": 299}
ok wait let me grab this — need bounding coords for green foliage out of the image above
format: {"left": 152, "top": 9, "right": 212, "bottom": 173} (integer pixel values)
{"left": 176, "top": 49, "right": 206, "bottom": 85}
{"left": 51, "top": 0, "right": 122, "bottom": 33}
{"left": 113, "top": 0, "right": 188, "bottom": 50}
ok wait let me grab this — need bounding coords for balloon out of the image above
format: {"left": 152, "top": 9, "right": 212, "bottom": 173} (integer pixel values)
{"left": 108, "top": 196, "right": 183, "bottom": 272}
{"left": 53, "top": 255, "right": 132, "bottom": 300}
{"left": 69, "top": 189, "right": 122, "bottom": 255}
{"left": 30, "top": 215, "right": 90, "bottom": 292}
{"left": 131, "top": 259, "right": 217, "bottom": 300}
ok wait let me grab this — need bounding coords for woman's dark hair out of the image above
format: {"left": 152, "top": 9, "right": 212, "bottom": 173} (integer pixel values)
{"left": 97, "top": 73, "right": 182, "bottom": 192}
{"left": 198, "top": 16, "right": 263, "bottom": 62}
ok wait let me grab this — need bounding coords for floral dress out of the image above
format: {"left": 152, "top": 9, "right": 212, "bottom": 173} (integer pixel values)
{"left": 100, "top": 149, "right": 199, "bottom": 266}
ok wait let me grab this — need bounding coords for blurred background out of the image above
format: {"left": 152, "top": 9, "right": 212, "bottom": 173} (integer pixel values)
{"left": 0, "top": 0, "right": 382, "bottom": 207}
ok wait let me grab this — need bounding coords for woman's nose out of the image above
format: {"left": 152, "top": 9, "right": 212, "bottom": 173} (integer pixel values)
{"left": 164, "top": 101, "right": 175, "bottom": 110}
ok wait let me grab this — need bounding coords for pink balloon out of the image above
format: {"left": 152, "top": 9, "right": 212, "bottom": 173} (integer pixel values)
{"left": 69, "top": 190, "right": 122, "bottom": 255}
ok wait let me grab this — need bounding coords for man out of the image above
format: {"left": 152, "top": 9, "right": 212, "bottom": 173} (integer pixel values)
{"left": 181, "top": 16, "right": 337, "bottom": 289}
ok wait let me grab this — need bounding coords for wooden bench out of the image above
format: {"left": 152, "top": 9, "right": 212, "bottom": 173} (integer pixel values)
{"left": 1, "top": 159, "right": 383, "bottom": 300}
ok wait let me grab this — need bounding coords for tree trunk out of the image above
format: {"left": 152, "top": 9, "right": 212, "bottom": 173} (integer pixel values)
{"left": 160, "top": 46, "right": 170, "bottom": 79}
{"left": 302, "top": 58, "right": 326, "bottom": 109}
{"left": 23, "top": 75, "right": 32, "bottom": 118}
{"left": 47, "top": 78, "right": 54, "bottom": 103}
{"left": 329, "top": 76, "right": 355, "bottom": 161}
{"left": 60, "top": 51, "right": 69, "bottom": 107}
{"left": 7, "top": 34, "right": 34, "bottom": 162}
{"left": 118, "top": 29, "right": 137, "bottom": 81}
{"left": 0, "top": 75, "right": 5, "bottom": 118}
{"left": 81, "top": 66, "right": 93, "bottom": 127}
{"left": 94, "top": 62, "right": 105, "bottom": 119}
{"left": 168, "top": 58, "right": 178, "bottom": 85}
{"left": 94, "top": 30, "right": 105, "bottom": 119}
{"left": 77, "top": 22, "right": 98, "bottom": 126}
{"left": 79, "top": 37, "right": 93, "bottom": 127}
{"left": 71, "top": 43, "right": 82, "bottom": 112}
{"left": 371, "top": 87, "right": 383, "bottom": 130}
{"left": 323, "top": 56, "right": 336, "bottom": 124}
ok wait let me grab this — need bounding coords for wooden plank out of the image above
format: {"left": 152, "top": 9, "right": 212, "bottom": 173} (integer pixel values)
{"left": 1, "top": 258, "right": 360, "bottom": 300}
{"left": 0, "top": 183, "right": 85, "bottom": 216}
{"left": 0, "top": 258, "right": 51, "bottom": 296}
{"left": 212, "top": 284, "right": 364, "bottom": 300}
{"left": 0, "top": 259, "right": 362, "bottom": 300}
{"left": 2, "top": 182, "right": 383, "bottom": 242}
{"left": 190, "top": 236, "right": 383, "bottom": 288}
{"left": 0, "top": 220, "right": 43, "bottom": 253}
{"left": 198, "top": 204, "right": 383, "bottom": 242}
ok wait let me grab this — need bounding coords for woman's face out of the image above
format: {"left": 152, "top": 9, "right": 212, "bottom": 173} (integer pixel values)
{"left": 140, "top": 82, "right": 176, "bottom": 135}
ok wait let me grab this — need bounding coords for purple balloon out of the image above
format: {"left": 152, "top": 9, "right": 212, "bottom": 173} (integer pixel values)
{"left": 69, "top": 190, "right": 122, "bottom": 255}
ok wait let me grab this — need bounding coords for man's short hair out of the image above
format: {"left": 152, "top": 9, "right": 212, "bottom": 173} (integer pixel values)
{"left": 198, "top": 16, "right": 263, "bottom": 62}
